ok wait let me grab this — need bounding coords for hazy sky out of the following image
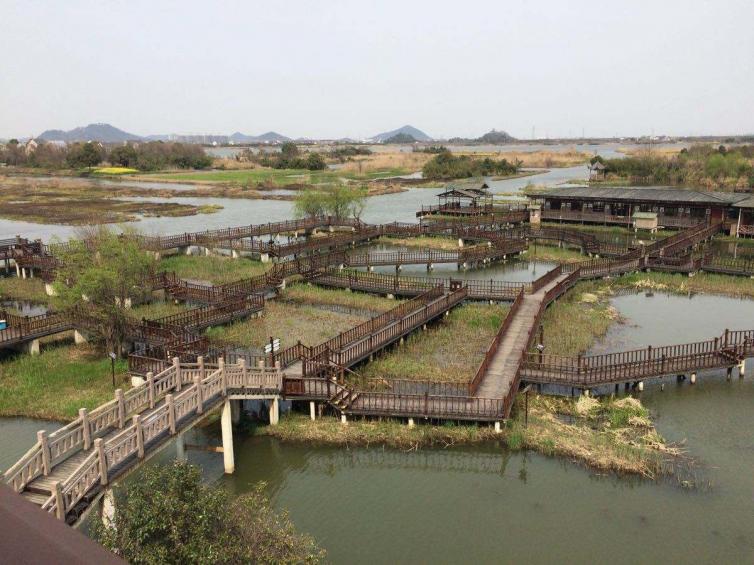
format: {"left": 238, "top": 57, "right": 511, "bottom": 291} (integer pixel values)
{"left": 2, "top": 0, "right": 753, "bottom": 139}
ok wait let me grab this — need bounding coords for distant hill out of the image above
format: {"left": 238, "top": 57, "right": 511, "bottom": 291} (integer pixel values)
{"left": 476, "top": 129, "right": 516, "bottom": 143}
{"left": 371, "top": 125, "right": 432, "bottom": 142}
{"left": 229, "top": 131, "right": 291, "bottom": 144}
{"left": 384, "top": 133, "right": 417, "bottom": 144}
{"left": 38, "top": 123, "right": 142, "bottom": 143}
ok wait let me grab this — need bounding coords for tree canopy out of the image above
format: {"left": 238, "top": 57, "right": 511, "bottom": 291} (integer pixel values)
{"left": 422, "top": 150, "right": 518, "bottom": 180}
{"left": 52, "top": 227, "right": 155, "bottom": 355}
{"left": 91, "top": 462, "right": 324, "bottom": 565}
{"left": 294, "top": 185, "right": 368, "bottom": 220}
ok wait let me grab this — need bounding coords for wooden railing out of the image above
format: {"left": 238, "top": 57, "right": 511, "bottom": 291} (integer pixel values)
{"left": 5, "top": 360, "right": 284, "bottom": 521}
{"left": 521, "top": 329, "right": 754, "bottom": 386}
{"left": 468, "top": 289, "right": 525, "bottom": 395}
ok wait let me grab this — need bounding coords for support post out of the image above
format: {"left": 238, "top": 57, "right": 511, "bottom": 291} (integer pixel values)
{"left": 194, "top": 375, "right": 203, "bottom": 414}
{"left": 147, "top": 371, "right": 155, "bottom": 409}
{"left": 221, "top": 400, "right": 235, "bottom": 474}
{"left": 38, "top": 430, "right": 51, "bottom": 476}
{"left": 231, "top": 399, "right": 241, "bottom": 424}
{"left": 115, "top": 389, "right": 125, "bottom": 428}
{"left": 407, "top": 418, "right": 415, "bottom": 428}
{"left": 95, "top": 438, "right": 108, "bottom": 486}
{"left": 133, "top": 415, "right": 144, "bottom": 458}
{"left": 173, "top": 357, "right": 182, "bottom": 391}
{"left": 53, "top": 481, "right": 65, "bottom": 521}
{"left": 340, "top": 413, "right": 347, "bottom": 425}
{"left": 690, "top": 372, "right": 697, "bottom": 384}
{"left": 309, "top": 401, "right": 316, "bottom": 421}
{"left": 166, "top": 394, "right": 176, "bottom": 434}
{"left": 79, "top": 408, "right": 91, "bottom": 450}
{"left": 269, "top": 397, "right": 279, "bottom": 425}
{"left": 494, "top": 421, "right": 501, "bottom": 433}
{"left": 739, "top": 359, "right": 746, "bottom": 377}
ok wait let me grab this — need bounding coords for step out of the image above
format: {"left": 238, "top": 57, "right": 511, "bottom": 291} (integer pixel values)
{"left": 22, "top": 491, "right": 50, "bottom": 506}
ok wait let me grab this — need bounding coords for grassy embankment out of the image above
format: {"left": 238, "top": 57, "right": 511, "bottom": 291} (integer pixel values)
{"left": 0, "top": 276, "right": 49, "bottom": 303}
{"left": 0, "top": 176, "right": 221, "bottom": 225}
{"left": 158, "top": 255, "right": 269, "bottom": 284}
{"left": 264, "top": 392, "right": 677, "bottom": 479}
{"left": 205, "top": 285, "right": 397, "bottom": 349}
{"left": 0, "top": 344, "right": 128, "bottom": 420}
{"left": 355, "top": 303, "right": 509, "bottom": 385}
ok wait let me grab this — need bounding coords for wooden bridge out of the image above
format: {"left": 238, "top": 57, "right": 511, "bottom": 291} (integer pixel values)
{"left": 3, "top": 360, "right": 284, "bottom": 524}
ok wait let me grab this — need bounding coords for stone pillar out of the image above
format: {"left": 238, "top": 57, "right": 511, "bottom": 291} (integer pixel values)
{"left": 74, "top": 329, "right": 88, "bottom": 345}
{"left": 340, "top": 414, "right": 347, "bottom": 425}
{"left": 101, "top": 488, "right": 115, "bottom": 528}
{"left": 260, "top": 253, "right": 270, "bottom": 263}
{"left": 637, "top": 381, "right": 644, "bottom": 392}
{"left": 45, "top": 283, "right": 57, "bottom": 297}
{"left": 176, "top": 432, "right": 187, "bottom": 462}
{"left": 494, "top": 421, "right": 501, "bottom": 433}
{"left": 221, "top": 400, "right": 235, "bottom": 474}
{"left": 309, "top": 401, "right": 316, "bottom": 421}
{"left": 690, "top": 372, "right": 697, "bottom": 384}
{"left": 25, "top": 339, "right": 40, "bottom": 356}
{"left": 131, "top": 374, "right": 145, "bottom": 387}
{"left": 407, "top": 418, "right": 415, "bottom": 428}
{"left": 269, "top": 397, "right": 279, "bottom": 425}
{"left": 739, "top": 359, "right": 746, "bottom": 377}
{"left": 231, "top": 399, "right": 241, "bottom": 424}
{"left": 15, "top": 263, "right": 20, "bottom": 277}
{"left": 458, "top": 238, "right": 464, "bottom": 248}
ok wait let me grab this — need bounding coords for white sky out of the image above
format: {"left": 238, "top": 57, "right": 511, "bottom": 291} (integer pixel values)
{"left": 1, "top": 0, "right": 753, "bottom": 139}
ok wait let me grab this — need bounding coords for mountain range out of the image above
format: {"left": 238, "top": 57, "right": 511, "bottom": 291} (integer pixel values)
{"left": 38, "top": 123, "right": 142, "bottom": 143}
{"left": 369, "top": 125, "right": 432, "bottom": 142}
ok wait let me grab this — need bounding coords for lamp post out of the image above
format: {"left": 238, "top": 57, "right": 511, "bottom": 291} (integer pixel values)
{"left": 109, "top": 352, "right": 117, "bottom": 387}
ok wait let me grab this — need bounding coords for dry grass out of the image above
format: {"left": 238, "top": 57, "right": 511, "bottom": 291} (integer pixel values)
{"left": 280, "top": 283, "right": 398, "bottom": 313}
{"left": 0, "top": 277, "right": 49, "bottom": 302}
{"left": 158, "top": 255, "right": 269, "bottom": 284}
{"left": 375, "top": 235, "right": 460, "bottom": 251}
{"left": 357, "top": 303, "right": 509, "bottom": 384}
{"left": 337, "top": 152, "right": 432, "bottom": 173}
{"left": 205, "top": 301, "right": 373, "bottom": 349}
{"left": 468, "top": 149, "right": 591, "bottom": 168}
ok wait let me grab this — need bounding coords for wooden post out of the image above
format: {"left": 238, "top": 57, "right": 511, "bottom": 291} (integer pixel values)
{"left": 147, "top": 371, "right": 155, "bottom": 409}
{"left": 79, "top": 408, "right": 91, "bottom": 450}
{"left": 53, "top": 481, "right": 65, "bottom": 520}
{"left": 133, "top": 415, "right": 144, "bottom": 458}
{"left": 173, "top": 357, "right": 181, "bottom": 391}
{"left": 95, "top": 438, "right": 108, "bottom": 486}
{"left": 194, "top": 375, "right": 203, "bottom": 414}
{"left": 115, "top": 389, "right": 125, "bottom": 429}
{"left": 166, "top": 394, "right": 176, "bottom": 434}
{"left": 37, "top": 430, "right": 51, "bottom": 476}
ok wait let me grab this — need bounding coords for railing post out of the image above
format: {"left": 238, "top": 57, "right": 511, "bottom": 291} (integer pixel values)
{"left": 79, "top": 408, "right": 91, "bottom": 450}
{"left": 147, "top": 371, "right": 155, "bottom": 409}
{"left": 52, "top": 481, "right": 65, "bottom": 520}
{"left": 95, "top": 438, "right": 108, "bottom": 486}
{"left": 166, "top": 394, "right": 176, "bottom": 434}
{"left": 173, "top": 357, "right": 182, "bottom": 391}
{"left": 37, "top": 430, "right": 51, "bottom": 476}
{"left": 194, "top": 375, "right": 204, "bottom": 414}
{"left": 115, "top": 389, "right": 126, "bottom": 429}
{"left": 724, "top": 329, "right": 729, "bottom": 347}
{"left": 197, "top": 355, "right": 204, "bottom": 379}
{"left": 133, "top": 415, "right": 144, "bottom": 458}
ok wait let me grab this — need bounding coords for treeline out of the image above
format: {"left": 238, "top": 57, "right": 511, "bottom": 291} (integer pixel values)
{"left": 422, "top": 149, "right": 519, "bottom": 180}
{"left": 593, "top": 144, "right": 754, "bottom": 189}
{"left": 0, "top": 139, "right": 212, "bottom": 171}
{"left": 257, "top": 142, "right": 327, "bottom": 170}
{"left": 294, "top": 185, "right": 367, "bottom": 220}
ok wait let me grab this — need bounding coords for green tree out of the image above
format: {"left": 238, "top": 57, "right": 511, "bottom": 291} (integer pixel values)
{"left": 66, "top": 142, "right": 102, "bottom": 169}
{"left": 52, "top": 227, "right": 155, "bottom": 355}
{"left": 109, "top": 145, "right": 138, "bottom": 167}
{"left": 293, "top": 185, "right": 368, "bottom": 220}
{"left": 91, "top": 462, "right": 324, "bottom": 565}
{"left": 294, "top": 189, "right": 327, "bottom": 218}
{"left": 304, "top": 152, "right": 326, "bottom": 171}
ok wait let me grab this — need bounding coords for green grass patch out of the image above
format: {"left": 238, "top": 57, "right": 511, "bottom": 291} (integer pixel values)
{"left": 526, "top": 243, "right": 585, "bottom": 263}
{"left": 130, "top": 301, "right": 191, "bottom": 320}
{"left": 0, "top": 344, "right": 128, "bottom": 420}
{"left": 357, "top": 303, "right": 509, "bottom": 384}
{"left": 147, "top": 166, "right": 408, "bottom": 186}
{"left": 281, "top": 283, "right": 398, "bottom": 313}
{"left": 614, "top": 271, "right": 754, "bottom": 298}
{"left": 375, "top": 235, "right": 460, "bottom": 251}
{"left": 159, "top": 255, "right": 268, "bottom": 284}
{"left": 92, "top": 167, "right": 139, "bottom": 175}
{"left": 0, "top": 277, "right": 49, "bottom": 303}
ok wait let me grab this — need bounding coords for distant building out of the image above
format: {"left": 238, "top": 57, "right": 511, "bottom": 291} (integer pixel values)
{"left": 588, "top": 161, "right": 607, "bottom": 180}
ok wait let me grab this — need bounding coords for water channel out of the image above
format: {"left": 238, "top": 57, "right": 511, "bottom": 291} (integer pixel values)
{"left": 1, "top": 161, "right": 752, "bottom": 562}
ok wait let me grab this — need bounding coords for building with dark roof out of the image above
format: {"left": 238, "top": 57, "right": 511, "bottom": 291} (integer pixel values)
{"left": 529, "top": 186, "right": 749, "bottom": 231}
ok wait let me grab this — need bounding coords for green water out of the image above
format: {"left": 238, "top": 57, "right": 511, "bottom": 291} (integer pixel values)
{"left": 2, "top": 294, "right": 753, "bottom": 563}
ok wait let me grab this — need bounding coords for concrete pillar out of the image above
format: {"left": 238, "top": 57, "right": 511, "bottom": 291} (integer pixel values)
{"left": 739, "top": 359, "right": 746, "bottom": 377}
{"left": 690, "top": 372, "right": 697, "bottom": 384}
{"left": 231, "top": 249, "right": 240, "bottom": 259}
{"left": 387, "top": 293, "right": 395, "bottom": 300}
{"left": 21, "top": 268, "right": 26, "bottom": 279}
{"left": 131, "top": 375, "right": 145, "bottom": 387}
{"left": 727, "top": 367, "right": 733, "bottom": 381}
{"left": 15, "top": 263, "right": 20, "bottom": 277}
{"left": 340, "top": 414, "right": 347, "bottom": 425}
{"left": 45, "top": 283, "right": 57, "bottom": 297}
{"left": 494, "top": 421, "right": 501, "bottom": 434}
{"left": 175, "top": 432, "right": 187, "bottom": 462}
{"left": 29, "top": 268, "right": 34, "bottom": 279}
{"left": 231, "top": 399, "right": 241, "bottom": 424}
{"left": 269, "top": 397, "right": 279, "bottom": 425}
{"left": 458, "top": 238, "right": 464, "bottom": 248}
{"left": 260, "top": 253, "right": 270, "bottom": 263}
{"left": 408, "top": 418, "right": 415, "bottom": 428}
{"left": 309, "top": 401, "right": 316, "bottom": 421}
{"left": 637, "top": 381, "right": 644, "bottom": 392}
{"left": 25, "top": 339, "right": 40, "bottom": 356}
{"left": 101, "top": 488, "right": 115, "bottom": 528}
{"left": 221, "top": 400, "right": 235, "bottom": 474}
{"left": 74, "top": 329, "right": 88, "bottom": 345}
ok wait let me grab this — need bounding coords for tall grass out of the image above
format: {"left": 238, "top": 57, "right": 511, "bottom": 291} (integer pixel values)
{"left": 159, "top": 255, "right": 268, "bottom": 284}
